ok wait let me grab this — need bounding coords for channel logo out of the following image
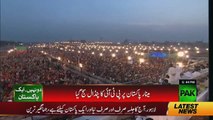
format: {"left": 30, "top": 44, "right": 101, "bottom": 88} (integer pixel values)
{"left": 179, "top": 79, "right": 197, "bottom": 102}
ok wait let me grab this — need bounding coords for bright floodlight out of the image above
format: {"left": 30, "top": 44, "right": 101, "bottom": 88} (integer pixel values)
{"left": 99, "top": 53, "right": 103, "bottom": 56}
{"left": 92, "top": 52, "right": 95, "bottom": 55}
{"left": 112, "top": 53, "right": 116, "bottom": 57}
{"left": 139, "top": 58, "right": 145, "bottom": 64}
{"left": 79, "top": 63, "right": 83, "bottom": 68}
{"left": 57, "top": 57, "right": 61, "bottom": 61}
{"left": 140, "top": 52, "right": 144, "bottom": 55}
{"left": 177, "top": 51, "right": 185, "bottom": 57}
{"left": 127, "top": 56, "right": 132, "bottom": 60}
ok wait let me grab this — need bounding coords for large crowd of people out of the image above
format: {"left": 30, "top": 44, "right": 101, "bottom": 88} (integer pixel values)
{"left": 41, "top": 43, "right": 178, "bottom": 84}
{"left": 0, "top": 42, "right": 209, "bottom": 102}
{"left": 0, "top": 50, "right": 92, "bottom": 101}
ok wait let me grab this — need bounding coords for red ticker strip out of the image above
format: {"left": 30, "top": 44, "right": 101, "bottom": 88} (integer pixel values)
{"left": 43, "top": 85, "right": 179, "bottom": 102}
{"left": 0, "top": 102, "right": 169, "bottom": 115}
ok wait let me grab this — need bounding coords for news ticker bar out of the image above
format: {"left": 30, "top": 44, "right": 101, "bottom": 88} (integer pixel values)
{"left": 14, "top": 84, "right": 179, "bottom": 102}
{"left": 13, "top": 80, "right": 197, "bottom": 102}
{"left": 0, "top": 102, "right": 212, "bottom": 116}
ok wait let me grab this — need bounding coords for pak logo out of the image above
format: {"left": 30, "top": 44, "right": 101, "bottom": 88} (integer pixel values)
{"left": 179, "top": 79, "right": 197, "bottom": 102}
{"left": 180, "top": 89, "right": 196, "bottom": 96}
{"left": 174, "top": 103, "right": 198, "bottom": 114}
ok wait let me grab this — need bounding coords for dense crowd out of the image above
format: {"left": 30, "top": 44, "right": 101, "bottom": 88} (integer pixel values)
{"left": 0, "top": 43, "right": 209, "bottom": 102}
{"left": 42, "top": 44, "right": 176, "bottom": 83}
{"left": 0, "top": 50, "right": 92, "bottom": 101}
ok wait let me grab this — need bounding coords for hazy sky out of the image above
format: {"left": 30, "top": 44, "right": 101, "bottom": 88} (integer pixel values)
{"left": 1, "top": 0, "right": 208, "bottom": 42}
